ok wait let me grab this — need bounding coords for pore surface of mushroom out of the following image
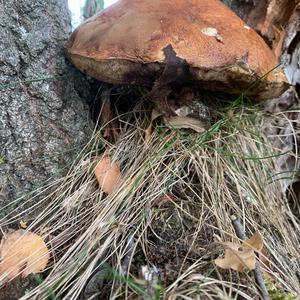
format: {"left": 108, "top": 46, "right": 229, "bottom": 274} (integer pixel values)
{"left": 66, "top": 0, "right": 288, "bottom": 100}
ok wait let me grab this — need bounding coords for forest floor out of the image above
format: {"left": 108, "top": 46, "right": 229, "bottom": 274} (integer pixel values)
{"left": 1, "top": 89, "right": 299, "bottom": 299}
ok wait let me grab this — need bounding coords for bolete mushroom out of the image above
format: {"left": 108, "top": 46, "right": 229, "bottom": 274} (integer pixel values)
{"left": 66, "top": 0, "right": 289, "bottom": 138}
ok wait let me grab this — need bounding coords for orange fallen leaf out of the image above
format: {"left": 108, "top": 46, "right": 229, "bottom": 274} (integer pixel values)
{"left": 215, "top": 232, "right": 263, "bottom": 272}
{"left": 95, "top": 156, "right": 121, "bottom": 194}
{"left": 0, "top": 230, "right": 49, "bottom": 281}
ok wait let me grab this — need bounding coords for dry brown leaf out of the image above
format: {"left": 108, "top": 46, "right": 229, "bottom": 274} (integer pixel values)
{"left": 0, "top": 230, "right": 49, "bottom": 281}
{"left": 164, "top": 116, "right": 207, "bottom": 133}
{"left": 151, "top": 109, "right": 163, "bottom": 122}
{"left": 95, "top": 156, "right": 121, "bottom": 194}
{"left": 144, "top": 109, "right": 163, "bottom": 146}
{"left": 243, "top": 231, "right": 264, "bottom": 251}
{"left": 215, "top": 232, "right": 263, "bottom": 272}
{"left": 274, "top": 28, "right": 286, "bottom": 59}
{"left": 215, "top": 243, "right": 256, "bottom": 271}
{"left": 19, "top": 219, "right": 28, "bottom": 229}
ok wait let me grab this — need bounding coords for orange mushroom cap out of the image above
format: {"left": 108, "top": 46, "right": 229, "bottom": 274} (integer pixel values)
{"left": 66, "top": 0, "right": 288, "bottom": 100}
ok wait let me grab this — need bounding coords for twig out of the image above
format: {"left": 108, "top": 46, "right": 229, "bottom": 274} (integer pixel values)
{"left": 121, "top": 234, "right": 135, "bottom": 275}
{"left": 230, "top": 215, "right": 270, "bottom": 300}
{"left": 230, "top": 215, "right": 247, "bottom": 240}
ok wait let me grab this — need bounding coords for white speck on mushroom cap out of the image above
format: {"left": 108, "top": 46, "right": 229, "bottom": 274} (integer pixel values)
{"left": 201, "top": 27, "right": 223, "bottom": 42}
{"left": 201, "top": 27, "right": 218, "bottom": 36}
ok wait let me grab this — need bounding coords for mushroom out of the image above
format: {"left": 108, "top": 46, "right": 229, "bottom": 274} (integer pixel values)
{"left": 66, "top": 0, "right": 289, "bottom": 137}
{"left": 66, "top": 0, "right": 288, "bottom": 96}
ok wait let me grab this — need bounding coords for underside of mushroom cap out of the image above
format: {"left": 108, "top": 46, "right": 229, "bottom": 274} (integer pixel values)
{"left": 66, "top": 0, "right": 288, "bottom": 100}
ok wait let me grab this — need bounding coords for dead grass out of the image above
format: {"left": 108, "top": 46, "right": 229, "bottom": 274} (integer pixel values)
{"left": 0, "top": 100, "right": 299, "bottom": 300}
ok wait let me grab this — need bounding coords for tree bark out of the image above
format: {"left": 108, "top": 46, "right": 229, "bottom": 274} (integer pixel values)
{"left": 223, "top": 0, "right": 297, "bottom": 49}
{"left": 0, "top": 0, "right": 93, "bottom": 213}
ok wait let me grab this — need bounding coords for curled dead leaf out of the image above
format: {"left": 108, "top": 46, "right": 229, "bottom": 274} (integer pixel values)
{"left": 144, "top": 109, "right": 163, "bottom": 146}
{"left": 164, "top": 116, "right": 207, "bottom": 133}
{"left": 95, "top": 156, "right": 121, "bottom": 194}
{"left": 214, "top": 232, "right": 263, "bottom": 272}
{"left": 19, "top": 219, "right": 28, "bottom": 229}
{"left": 151, "top": 109, "right": 163, "bottom": 122}
{"left": 0, "top": 230, "right": 49, "bottom": 281}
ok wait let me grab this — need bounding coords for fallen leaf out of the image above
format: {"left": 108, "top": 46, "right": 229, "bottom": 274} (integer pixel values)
{"left": 0, "top": 230, "right": 49, "bottom": 281}
{"left": 151, "top": 109, "right": 163, "bottom": 121}
{"left": 144, "top": 109, "right": 163, "bottom": 145}
{"left": 214, "top": 232, "right": 263, "bottom": 272}
{"left": 95, "top": 156, "right": 121, "bottom": 194}
{"left": 19, "top": 219, "right": 28, "bottom": 229}
{"left": 243, "top": 231, "right": 263, "bottom": 251}
{"left": 164, "top": 116, "right": 207, "bottom": 133}
{"left": 215, "top": 243, "right": 255, "bottom": 271}
{"left": 257, "top": 0, "right": 296, "bottom": 47}
{"left": 280, "top": 3, "right": 300, "bottom": 85}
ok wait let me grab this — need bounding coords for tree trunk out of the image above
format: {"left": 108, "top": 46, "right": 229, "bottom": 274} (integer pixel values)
{"left": 0, "top": 1, "right": 93, "bottom": 212}
{"left": 223, "top": 0, "right": 298, "bottom": 49}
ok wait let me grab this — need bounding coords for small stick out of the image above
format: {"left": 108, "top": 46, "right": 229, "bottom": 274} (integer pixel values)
{"left": 230, "top": 215, "right": 270, "bottom": 300}
{"left": 121, "top": 234, "right": 135, "bottom": 275}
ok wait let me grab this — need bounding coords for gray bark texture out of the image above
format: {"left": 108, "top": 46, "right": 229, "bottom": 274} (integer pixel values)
{"left": 0, "top": 0, "right": 93, "bottom": 211}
